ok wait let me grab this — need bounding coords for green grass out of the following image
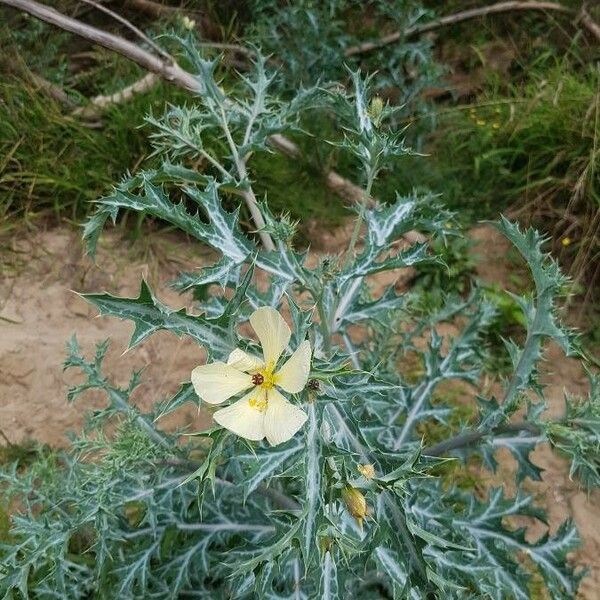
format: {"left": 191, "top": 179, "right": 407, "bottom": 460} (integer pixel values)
{"left": 1, "top": 1, "right": 599, "bottom": 297}
{"left": 0, "top": 11, "right": 351, "bottom": 236}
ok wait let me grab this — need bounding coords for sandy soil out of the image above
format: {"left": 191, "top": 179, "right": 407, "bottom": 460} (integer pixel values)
{"left": 470, "top": 226, "right": 600, "bottom": 599}
{"left": 0, "top": 223, "right": 598, "bottom": 597}
{"left": 0, "top": 227, "right": 215, "bottom": 444}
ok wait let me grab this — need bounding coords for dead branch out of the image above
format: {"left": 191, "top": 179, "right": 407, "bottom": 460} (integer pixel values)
{"left": 72, "top": 72, "right": 159, "bottom": 118}
{"left": 123, "top": 0, "right": 179, "bottom": 18}
{"left": 345, "top": 1, "right": 572, "bottom": 57}
{"left": 0, "top": 0, "right": 199, "bottom": 91}
{"left": 79, "top": 0, "right": 174, "bottom": 63}
{"left": 0, "top": 0, "right": 376, "bottom": 213}
{"left": 28, "top": 71, "right": 79, "bottom": 109}
{"left": 121, "top": 0, "right": 220, "bottom": 39}
{"left": 577, "top": 6, "right": 600, "bottom": 43}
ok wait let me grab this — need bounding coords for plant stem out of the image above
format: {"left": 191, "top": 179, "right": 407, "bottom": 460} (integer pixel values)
{"left": 423, "top": 421, "right": 542, "bottom": 456}
{"left": 342, "top": 170, "right": 375, "bottom": 269}
{"left": 0, "top": 429, "right": 13, "bottom": 446}
{"left": 218, "top": 106, "right": 275, "bottom": 251}
{"left": 328, "top": 404, "right": 429, "bottom": 580}
{"left": 316, "top": 295, "right": 333, "bottom": 354}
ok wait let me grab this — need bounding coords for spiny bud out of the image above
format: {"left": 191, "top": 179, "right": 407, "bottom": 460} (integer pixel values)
{"left": 319, "top": 536, "right": 334, "bottom": 553}
{"left": 368, "top": 96, "right": 384, "bottom": 126}
{"left": 357, "top": 463, "right": 376, "bottom": 479}
{"left": 341, "top": 486, "right": 368, "bottom": 526}
{"left": 123, "top": 501, "right": 146, "bottom": 527}
{"left": 262, "top": 213, "right": 298, "bottom": 245}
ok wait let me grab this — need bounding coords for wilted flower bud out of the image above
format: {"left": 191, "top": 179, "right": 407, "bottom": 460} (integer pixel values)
{"left": 357, "top": 463, "right": 376, "bottom": 479}
{"left": 123, "top": 501, "right": 146, "bottom": 527}
{"left": 319, "top": 535, "right": 334, "bottom": 553}
{"left": 341, "top": 486, "right": 368, "bottom": 526}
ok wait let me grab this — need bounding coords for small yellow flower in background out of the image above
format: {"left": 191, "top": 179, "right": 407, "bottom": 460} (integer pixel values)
{"left": 181, "top": 16, "right": 196, "bottom": 30}
{"left": 492, "top": 122, "right": 501, "bottom": 129}
{"left": 476, "top": 119, "right": 486, "bottom": 127}
{"left": 358, "top": 463, "right": 376, "bottom": 479}
{"left": 191, "top": 307, "right": 311, "bottom": 446}
{"left": 562, "top": 237, "right": 572, "bottom": 247}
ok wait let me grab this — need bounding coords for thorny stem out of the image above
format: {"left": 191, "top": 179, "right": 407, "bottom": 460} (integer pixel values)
{"left": 423, "top": 421, "right": 542, "bottom": 456}
{"left": 218, "top": 106, "right": 275, "bottom": 251}
{"left": 316, "top": 296, "right": 333, "bottom": 354}
{"left": 342, "top": 169, "right": 376, "bottom": 269}
{"left": 328, "top": 404, "right": 429, "bottom": 581}
{"left": 158, "top": 457, "right": 301, "bottom": 511}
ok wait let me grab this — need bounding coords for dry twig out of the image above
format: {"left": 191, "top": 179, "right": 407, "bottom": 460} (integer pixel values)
{"left": 72, "top": 72, "right": 159, "bottom": 118}
{"left": 345, "top": 1, "right": 576, "bottom": 57}
{"left": 577, "top": 6, "right": 600, "bottom": 43}
{"left": 0, "top": 0, "right": 375, "bottom": 213}
{"left": 78, "top": 0, "right": 174, "bottom": 63}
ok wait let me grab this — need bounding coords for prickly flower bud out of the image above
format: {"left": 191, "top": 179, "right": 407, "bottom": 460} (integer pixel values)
{"left": 368, "top": 96, "right": 384, "bottom": 127}
{"left": 261, "top": 213, "right": 298, "bottom": 246}
{"left": 357, "top": 463, "right": 376, "bottom": 479}
{"left": 319, "top": 536, "right": 334, "bottom": 553}
{"left": 341, "top": 486, "right": 368, "bottom": 526}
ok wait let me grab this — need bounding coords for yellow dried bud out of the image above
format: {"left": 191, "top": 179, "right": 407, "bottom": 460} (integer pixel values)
{"left": 369, "top": 96, "right": 384, "bottom": 120}
{"left": 123, "top": 501, "right": 145, "bottom": 527}
{"left": 341, "top": 486, "right": 368, "bottom": 525}
{"left": 319, "top": 536, "right": 334, "bottom": 553}
{"left": 357, "top": 463, "right": 376, "bottom": 479}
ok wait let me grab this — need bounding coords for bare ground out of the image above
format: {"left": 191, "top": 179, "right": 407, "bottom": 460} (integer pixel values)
{"left": 0, "top": 223, "right": 598, "bottom": 597}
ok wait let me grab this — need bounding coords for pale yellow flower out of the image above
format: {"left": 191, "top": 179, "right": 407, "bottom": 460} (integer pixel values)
{"left": 191, "top": 307, "right": 311, "bottom": 446}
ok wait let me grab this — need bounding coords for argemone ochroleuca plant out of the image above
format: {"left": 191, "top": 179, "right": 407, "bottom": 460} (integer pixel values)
{"left": 191, "top": 307, "right": 311, "bottom": 445}
{"left": 1, "top": 41, "right": 598, "bottom": 600}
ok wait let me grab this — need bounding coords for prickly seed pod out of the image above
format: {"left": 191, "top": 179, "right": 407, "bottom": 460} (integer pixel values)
{"left": 341, "top": 486, "right": 368, "bottom": 526}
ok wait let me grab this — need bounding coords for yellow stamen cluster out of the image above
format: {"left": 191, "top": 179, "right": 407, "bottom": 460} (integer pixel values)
{"left": 248, "top": 393, "right": 268, "bottom": 412}
{"left": 253, "top": 361, "right": 278, "bottom": 390}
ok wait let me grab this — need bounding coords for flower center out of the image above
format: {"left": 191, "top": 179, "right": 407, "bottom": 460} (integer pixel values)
{"left": 251, "top": 362, "right": 277, "bottom": 390}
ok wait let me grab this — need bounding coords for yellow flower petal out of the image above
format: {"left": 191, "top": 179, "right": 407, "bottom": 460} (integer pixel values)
{"left": 264, "top": 388, "right": 307, "bottom": 446}
{"left": 250, "top": 307, "right": 291, "bottom": 367}
{"left": 212, "top": 390, "right": 266, "bottom": 441}
{"left": 191, "top": 362, "right": 252, "bottom": 405}
{"left": 227, "top": 348, "right": 264, "bottom": 372}
{"left": 275, "top": 340, "right": 311, "bottom": 393}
